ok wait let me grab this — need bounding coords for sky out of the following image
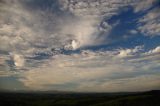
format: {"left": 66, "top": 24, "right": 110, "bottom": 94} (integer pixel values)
{"left": 0, "top": 0, "right": 160, "bottom": 92}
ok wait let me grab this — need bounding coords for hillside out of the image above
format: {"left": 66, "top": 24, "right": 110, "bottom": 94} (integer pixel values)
{"left": 0, "top": 90, "right": 160, "bottom": 106}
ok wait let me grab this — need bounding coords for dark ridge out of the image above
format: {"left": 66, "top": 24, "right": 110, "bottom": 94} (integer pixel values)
{"left": 0, "top": 90, "right": 160, "bottom": 106}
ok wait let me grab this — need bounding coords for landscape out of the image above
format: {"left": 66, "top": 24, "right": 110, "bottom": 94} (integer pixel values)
{"left": 0, "top": 0, "right": 160, "bottom": 105}
{"left": 0, "top": 90, "right": 160, "bottom": 106}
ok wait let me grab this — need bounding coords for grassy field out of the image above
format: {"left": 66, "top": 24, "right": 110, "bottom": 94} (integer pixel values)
{"left": 0, "top": 90, "right": 160, "bottom": 106}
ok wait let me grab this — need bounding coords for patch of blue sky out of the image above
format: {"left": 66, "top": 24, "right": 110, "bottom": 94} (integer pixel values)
{"left": 85, "top": 5, "right": 160, "bottom": 51}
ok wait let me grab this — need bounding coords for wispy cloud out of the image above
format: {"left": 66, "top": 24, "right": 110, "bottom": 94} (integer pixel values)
{"left": 135, "top": 0, "right": 160, "bottom": 36}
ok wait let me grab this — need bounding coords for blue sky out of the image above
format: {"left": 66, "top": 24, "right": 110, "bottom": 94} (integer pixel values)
{"left": 0, "top": 0, "right": 160, "bottom": 92}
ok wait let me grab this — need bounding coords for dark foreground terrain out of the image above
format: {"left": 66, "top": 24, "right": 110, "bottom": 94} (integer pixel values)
{"left": 0, "top": 90, "right": 160, "bottom": 106}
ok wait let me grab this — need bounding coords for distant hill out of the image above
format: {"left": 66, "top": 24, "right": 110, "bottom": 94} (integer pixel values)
{"left": 0, "top": 90, "right": 160, "bottom": 106}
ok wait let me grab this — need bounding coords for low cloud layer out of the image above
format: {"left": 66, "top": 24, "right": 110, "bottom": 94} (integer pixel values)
{"left": 6, "top": 47, "right": 160, "bottom": 91}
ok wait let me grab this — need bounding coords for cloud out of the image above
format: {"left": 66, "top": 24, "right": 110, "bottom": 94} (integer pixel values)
{"left": 1, "top": 0, "right": 157, "bottom": 58}
{"left": 117, "top": 46, "right": 143, "bottom": 58}
{"left": 133, "top": 0, "right": 156, "bottom": 13}
{"left": 146, "top": 46, "right": 160, "bottom": 55}
{"left": 0, "top": 0, "right": 160, "bottom": 92}
{"left": 129, "top": 30, "right": 138, "bottom": 35}
{"left": 0, "top": 0, "right": 115, "bottom": 54}
{"left": 10, "top": 53, "right": 25, "bottom": 67}
{"left": 0, "top": 71, "right": 15, "bottom": 77}
{"left": 76, "top": 75, "right": 160, "bottom": 92}
{"left": 136, "top": 2, "right": 160, "bottom": 36}
{"left": 127, "top": 0, "right": 160, "bottom": 37}
{"left": 125, "top": 46, "right": 160, "bottom": 63}
{"left": 0, "top": 0, "right": 129, "bottom": 67}
{"left": 61, "top": 18, "right": 102, "bottom": 48}
{"left": 59, "top": 0, "right": 134, "bottom": 18}
{"left": 18, "top": 47, "right": 160, "bottom": 91}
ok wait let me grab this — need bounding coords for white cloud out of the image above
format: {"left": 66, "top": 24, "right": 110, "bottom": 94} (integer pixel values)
{"left": 130, "top": 0, "right": 160, "bottom": 37}
{"left": 146, "top": 46, "right": 160, "bottom": 54}
{"left": 117, "top": 46, "right": 143, "bottom": 58}
{"left": 133, "top": 0, "right": 156, "bottom": 13}
{"left": 137, "top": 6, "right": 160, "bottom": 36}
{"left": 118, "top": 49, "right": 133, "bottom": 58}
{"left": 10, "top": 53, "right": 25, "bottom": 67}
{"left": 61, "top": 18, "right": 102, "bottom": 48}
{"left": 151, "top": 46, "right": 160, "bottom": 53}
{"left": 59, "top": 0, "right": 133, "bottom": 18}
{"left": 129, "top": 30, "right": 138, "bottom": 34}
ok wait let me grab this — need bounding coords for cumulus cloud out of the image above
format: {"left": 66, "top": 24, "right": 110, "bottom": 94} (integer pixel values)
{"left": 146, "top": 46, "right": 160, "bottom": 55}
{"left": 117, "top": 46, "right": 143, "bottom": 58}
{"left": 10, "top": 53, "right": 25, "bottom": 67}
